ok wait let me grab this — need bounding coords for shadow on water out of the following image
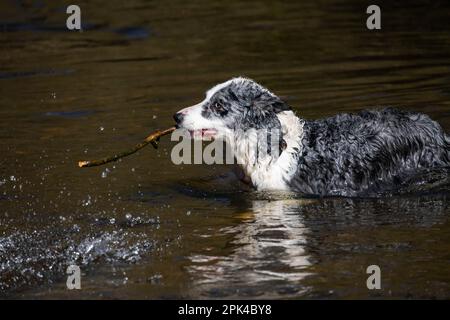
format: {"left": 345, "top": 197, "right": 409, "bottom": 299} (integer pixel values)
{"left": 177, "top": 176, "right": 450, "bottom": 298}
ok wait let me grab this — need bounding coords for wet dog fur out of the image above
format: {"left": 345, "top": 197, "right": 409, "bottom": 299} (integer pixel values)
{"left": 174, "top": 77, "right": 450, "bottom": 196}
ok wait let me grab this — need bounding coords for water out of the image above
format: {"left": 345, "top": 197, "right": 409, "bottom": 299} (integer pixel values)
{"left": 1, "top": 0, "right": 450, "bottom": 299}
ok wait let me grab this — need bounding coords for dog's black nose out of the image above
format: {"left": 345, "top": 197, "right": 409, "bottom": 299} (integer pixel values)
{"left": 173, "top": 112, "right": 184, "bottom": 124}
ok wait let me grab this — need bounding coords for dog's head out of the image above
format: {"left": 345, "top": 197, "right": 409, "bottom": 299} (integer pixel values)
{"left": 173, "top": 77, "right": 291, "bottom": 140}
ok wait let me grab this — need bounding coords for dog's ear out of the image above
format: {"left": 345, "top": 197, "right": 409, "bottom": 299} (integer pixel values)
{"left": 253, "top": 94, "right": 291, "bottom": 114}
{"left": 271, "top": 100, "right": 291, "bottom": 113}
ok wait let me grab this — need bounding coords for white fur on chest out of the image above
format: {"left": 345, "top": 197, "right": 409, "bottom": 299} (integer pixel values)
{"left": 235, "top": 111, "right": 304, "bottom": 191}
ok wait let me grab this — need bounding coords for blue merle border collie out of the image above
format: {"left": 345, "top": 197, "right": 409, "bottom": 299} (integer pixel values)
{"left": 174, "top": 77, "right": 450, "bottom": 197}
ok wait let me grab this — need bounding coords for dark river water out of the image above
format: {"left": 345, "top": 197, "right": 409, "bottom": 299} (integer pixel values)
{"left": 1, "top": 0, "right": 450, "bottom": 299}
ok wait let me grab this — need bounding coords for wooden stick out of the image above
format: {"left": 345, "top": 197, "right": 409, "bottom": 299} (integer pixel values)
{"left": 78, "top": 127, "right": 176, "bottom": 168}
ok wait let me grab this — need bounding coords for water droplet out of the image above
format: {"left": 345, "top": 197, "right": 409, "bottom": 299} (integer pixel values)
{"left": 101, "top": 168, "right": 110, "bottom": 178}
{"left": 81, "top": 195, "right": 92, "bottom": 206}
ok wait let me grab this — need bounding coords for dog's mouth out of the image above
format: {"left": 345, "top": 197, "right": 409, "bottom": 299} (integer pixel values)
{"left": 188, "top": 128, "right": 218, "bottom": 139}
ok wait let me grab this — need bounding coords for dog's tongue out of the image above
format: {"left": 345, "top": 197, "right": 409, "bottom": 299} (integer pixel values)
{"left": 189, "top": 128, "right": 217, "bottom": 138}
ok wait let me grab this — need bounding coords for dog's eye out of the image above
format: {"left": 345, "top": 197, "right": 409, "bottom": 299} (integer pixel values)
{"left": 212, "top": 102, "right": 228, "bottom": 115}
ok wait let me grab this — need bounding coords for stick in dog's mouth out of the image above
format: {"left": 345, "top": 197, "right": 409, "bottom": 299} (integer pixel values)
{"left": 78, "top": 126, "right": 176, "bottom": 168}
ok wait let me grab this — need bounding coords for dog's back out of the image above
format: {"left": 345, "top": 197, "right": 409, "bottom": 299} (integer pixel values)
{"left": 288, "top": 108, "right": 450, "bottom": 196}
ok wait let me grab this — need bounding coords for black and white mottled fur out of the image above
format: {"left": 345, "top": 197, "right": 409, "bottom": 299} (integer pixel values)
{"left": 174, "top": 77, "right": 450, "bottom": 196}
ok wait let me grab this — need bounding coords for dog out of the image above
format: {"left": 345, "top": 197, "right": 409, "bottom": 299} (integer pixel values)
{"left": 174, "top": 77, "right": 450, "bottom": 196}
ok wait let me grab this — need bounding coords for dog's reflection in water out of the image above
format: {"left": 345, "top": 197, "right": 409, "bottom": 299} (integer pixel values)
{"left": 188, "top": 198, "right": 314, "bottom": 297}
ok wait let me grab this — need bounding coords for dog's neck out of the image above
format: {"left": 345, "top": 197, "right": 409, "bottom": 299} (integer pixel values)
{"left": 231, "top": 111, "right": 304, "bottom": 191}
